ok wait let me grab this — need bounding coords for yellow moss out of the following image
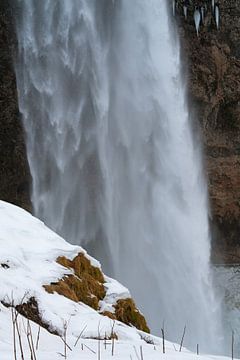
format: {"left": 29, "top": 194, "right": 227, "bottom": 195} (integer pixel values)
{"left": 44, "top": 253, "right": 150, "bottom": 333}
{"left": 44, "top": 279, "right": 79, "bottom": 303}
{"left": 57, "top": 253, "right": 104, "bottom": 283}
{"left": 44, "top": 253, "right": 105, "bottom": 310}
{"left": 101, "top": 311, "right": 117, "bottom": 320}
{"left": 114, "top": 298, "right": 150, "bottom": 333}
{"left": 100, "top": 299, "right": 150, "bottom": 333}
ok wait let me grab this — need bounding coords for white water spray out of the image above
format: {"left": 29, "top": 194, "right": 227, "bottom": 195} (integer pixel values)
{"left": 15, "top": 0, "right": 223, "bottom": 351}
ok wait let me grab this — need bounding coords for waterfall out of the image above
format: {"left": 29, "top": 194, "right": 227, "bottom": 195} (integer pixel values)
{"left": 14, "top": 0, "right": 223, "bottom": 352}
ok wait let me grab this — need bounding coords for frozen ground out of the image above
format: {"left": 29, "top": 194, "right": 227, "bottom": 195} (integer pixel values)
{"left": 0, "top": 302, "right": 234, "bottom": 360}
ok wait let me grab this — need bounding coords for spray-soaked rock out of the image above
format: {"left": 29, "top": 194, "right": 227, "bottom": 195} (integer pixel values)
{"left": 174, "top": 0, "right": 240, "bottom": 263}
{"left": 0, "top": 0, "right": 31, "bottom": 211}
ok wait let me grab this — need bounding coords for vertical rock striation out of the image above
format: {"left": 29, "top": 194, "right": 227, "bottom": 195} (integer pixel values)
{"left": 0, "top": 0, "right": 31, "bottom": 211}
{"left": 175, "top": 0, "right": 240, "bottom": 262}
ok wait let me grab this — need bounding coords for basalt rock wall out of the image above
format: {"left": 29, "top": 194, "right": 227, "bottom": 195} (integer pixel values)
{"left": 174, "top": 0, "right": 240, "bottom": 262}
{"left": 0, "top": 0, "right": 31, "bottom": 211}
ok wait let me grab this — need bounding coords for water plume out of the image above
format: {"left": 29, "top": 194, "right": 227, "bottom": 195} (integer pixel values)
{"left": 15, "top": 0, "right": 223, "bottom": 351}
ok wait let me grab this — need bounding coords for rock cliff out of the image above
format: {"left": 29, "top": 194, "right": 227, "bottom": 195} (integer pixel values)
{"left": 174, "top": 0, "right": 240, "bottom": 263}
{"left": 0, "top": 0, "right": 31, "bottom": 211}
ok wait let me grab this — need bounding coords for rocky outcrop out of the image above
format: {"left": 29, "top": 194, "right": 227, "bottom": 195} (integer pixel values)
{"left": 44, "top": 253, "right": 150, "bottom": 333}
{"left": 0, "top": 0, "right": 31, "bottom": 211}
{"left": 174, "top": 0, "right": 240, "bottom": 263}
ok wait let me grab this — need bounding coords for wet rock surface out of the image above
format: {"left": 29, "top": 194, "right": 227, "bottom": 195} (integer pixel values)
{"left": 0, "top": 0, "right": 31, "bottom": 212}
{"left": 174, "top": 0, "right": 240, "bottom": 262}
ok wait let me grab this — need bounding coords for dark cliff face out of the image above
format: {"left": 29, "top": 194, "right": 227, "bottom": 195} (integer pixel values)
{"left": 175, "top": 0, "right": 240, "bottom": 262}
{"left": 0, "top": 0, "right": 31, "bottom": 211}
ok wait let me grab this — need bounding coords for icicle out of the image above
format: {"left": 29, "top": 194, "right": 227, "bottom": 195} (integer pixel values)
{"left": 212, "top": 0, "right": 215, "bottom": 13}
{"left": 201, "top": 6, "right": 204, "bottom": 23}
{"left": 194, "top": 9, "right": 201, "bottom": 36}
{"left": 172, "top": 0, "right": 175, "bottom": 16}
{"left": 215, "top": 5, "right": 220, "bottom": 29}
{"left": 183, "top": 5, "right": 187, "bottom": 19}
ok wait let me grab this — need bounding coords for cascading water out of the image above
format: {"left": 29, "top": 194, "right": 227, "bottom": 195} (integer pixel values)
{"left": 14, "top": 0, "right": 223, "bottom": 352}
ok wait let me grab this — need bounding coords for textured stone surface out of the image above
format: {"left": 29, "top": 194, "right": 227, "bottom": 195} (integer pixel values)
{"left": 0, "top": 0, "right": 31, "bottom": 211}
{"left": 174, "top": 0, "right": 240, "bottom": 262}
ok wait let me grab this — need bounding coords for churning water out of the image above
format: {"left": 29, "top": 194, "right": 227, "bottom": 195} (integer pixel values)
{"left": 15, "top": 0, "right": 223, "bottom": 352}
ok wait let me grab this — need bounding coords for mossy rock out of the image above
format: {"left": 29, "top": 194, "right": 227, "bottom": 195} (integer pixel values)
{"left": 44, "top": 278, "right": 79, "bottom": 302}
{"left": 44, "top": 253, "right": 150, "bottom": 333}
{"left": 44, "top": 253, "right": 106, "bottom": 310}
{"left": 101, "top": 298, "right": 150, "bottom": 333}
{"left": 114, "top": 298, "right": 150, "bottom": 333}
{"left": 57, "top": 253, "right": 104, "bottom": 283}
{"left": 101, "top": 310, "right": 116, "bottom": 320}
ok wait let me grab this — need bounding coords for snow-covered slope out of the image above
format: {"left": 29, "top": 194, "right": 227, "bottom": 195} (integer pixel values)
{"left": 0, "top": 201, "right": 231, "bottom": 359}
{"left": 0, "top": 201, "right": 146, "bottom": 334}
{"left": 0, "top": 300, "right": 232, "bottom": 360}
